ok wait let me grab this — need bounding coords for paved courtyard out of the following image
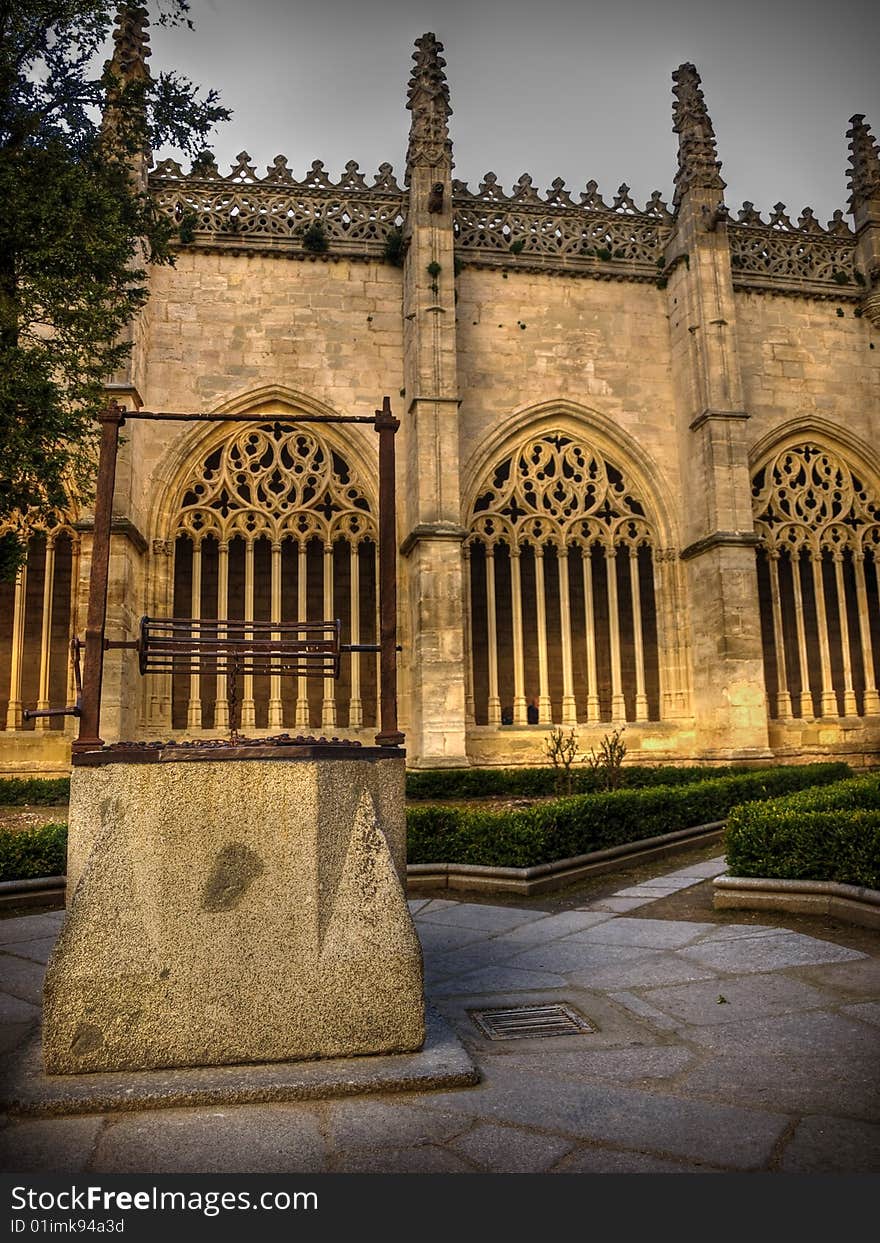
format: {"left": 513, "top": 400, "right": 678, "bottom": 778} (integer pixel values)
{"left": 1, "top": 856, "right": 878, "bottom": 1174}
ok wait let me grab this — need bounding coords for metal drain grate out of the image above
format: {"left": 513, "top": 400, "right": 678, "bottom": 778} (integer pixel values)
{"left": 469, "top": 1003, "right": 597, "bottom": 1041}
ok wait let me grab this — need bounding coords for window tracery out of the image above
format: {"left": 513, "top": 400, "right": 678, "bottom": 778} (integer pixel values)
{"left": 466, "top": 431, "right": 660, "bottom": 728}
{"left": 751, "top": 442, "right": 880, "bottom": 720}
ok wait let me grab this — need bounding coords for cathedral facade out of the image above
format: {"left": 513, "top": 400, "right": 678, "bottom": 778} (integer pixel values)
{"left": 2, "top": 15, "right": 880, "bottom": 774}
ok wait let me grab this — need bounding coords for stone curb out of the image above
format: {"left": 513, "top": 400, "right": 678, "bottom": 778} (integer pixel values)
{"left": 713, "top": 873, "right": 880, "bottom": 930}
{"left": 0, "top": 1006, "right": 479, "bottom": 1119}
{"left": 407, "top": 821, "right": 726, "bottom": 895}
{"left": 0, "top": 875, "right": 66, "bottom": 911}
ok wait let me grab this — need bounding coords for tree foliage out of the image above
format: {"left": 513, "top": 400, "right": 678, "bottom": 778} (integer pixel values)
{"left": 0, "top": 1, "right": 229, "bottom": 578}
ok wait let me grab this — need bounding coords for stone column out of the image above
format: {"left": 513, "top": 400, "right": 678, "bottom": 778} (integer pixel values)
{"left": 399, "top": 34, "right": 468, "bottom": 765}
{"left": 665, "top": 64, "right": 771, "bottom": 757}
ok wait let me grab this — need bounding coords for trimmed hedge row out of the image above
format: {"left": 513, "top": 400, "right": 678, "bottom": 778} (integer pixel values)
{"left": 0, "top": 823, "right": 67, "bottom": 882}
{"left": 407, "top": 763, "right": 851, "bottom": 868}
{"left": 725, "top": 775, "right": 880, "bottom": 889}
{"left": 405, "top": 763, "right": 784, "bottom": 801}
{"left": 0, "top": 777, "right": 70, "bottom": 806}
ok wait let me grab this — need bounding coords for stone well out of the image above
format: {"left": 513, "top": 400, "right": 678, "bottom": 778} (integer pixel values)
{"left": 43, "top": 742, "right": 424, "bottom": 1075}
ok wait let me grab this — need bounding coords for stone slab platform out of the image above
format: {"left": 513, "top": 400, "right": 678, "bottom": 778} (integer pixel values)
{"left": 1, "top": 1006, "right": 477, "bottom": 1118}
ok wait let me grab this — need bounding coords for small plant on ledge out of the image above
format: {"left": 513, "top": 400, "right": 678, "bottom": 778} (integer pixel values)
{"left": 585, "top": 728, "right": 627, "bottom": 791}
{"left": 301, "top": 220, "right": 329, "bottom": 253}
{"left": 543, "top": 726, "right": 579, "bottom": 796}
{"left": 383, "top": 226, "right": 405, "bottom": 267}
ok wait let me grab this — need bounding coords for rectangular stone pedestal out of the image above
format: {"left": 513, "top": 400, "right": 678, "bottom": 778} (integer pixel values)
{"left": 43, "top": 746, "right": 424, "bottom": 1074}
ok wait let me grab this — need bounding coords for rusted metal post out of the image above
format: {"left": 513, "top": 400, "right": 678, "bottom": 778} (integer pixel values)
{"left": 374, "top": 396, "right": 404, "bottom": 747}
{"left": 72, "top": 401, "right": 125, "bottom": 753}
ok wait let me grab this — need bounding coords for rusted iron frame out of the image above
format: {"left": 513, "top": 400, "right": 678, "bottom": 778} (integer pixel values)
{"left": 374, "top": 396, "right": 404, "bottom": 747}
{"left": 71, "top": 398, "right": 403, "bottom": 752}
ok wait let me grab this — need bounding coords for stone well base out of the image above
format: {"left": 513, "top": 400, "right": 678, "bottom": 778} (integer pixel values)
{"left": 44, "top": 747, "right": 424, "bottom": 1074}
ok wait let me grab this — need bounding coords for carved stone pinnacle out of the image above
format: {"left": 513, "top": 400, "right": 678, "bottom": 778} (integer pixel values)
{"left": 671, "top": 62, "right": 725, "bottom": 208}
{"left": 847, "top": 115, "right": 880, "bottom": 210}
{"left": 405, "top": 33, "right": 453, "bottom": 180}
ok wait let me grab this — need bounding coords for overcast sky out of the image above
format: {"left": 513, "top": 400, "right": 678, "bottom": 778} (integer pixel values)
{"left": 147, "top": 0, "right": 880, "bottom": 223}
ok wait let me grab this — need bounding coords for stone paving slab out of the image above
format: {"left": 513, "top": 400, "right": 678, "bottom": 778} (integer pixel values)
{"left": 640, "top": 974, "right": 836, "bottom": 1026}
{"left": 0, "top": 991, "right": 39, "bottom": 1024}
{"left": 92, "top": 1104, "right": 331, "bottom": 1175}
{"left": 684, "top": 1009, "right": 880, "bottom": 1056}
{"left": 561, "top": 916, "right": 717, "bottom": 949}
{"left": 3, "top": 937, "right": 57, "bottom": 965}
{"left": 0, "top": 912, "right": 64, "bottom": 946}
{"left": 0, "top": 1006, "right": 478, "bottom": 1118}
{"left": 446, "top": 1121, "right": 575, "bottom": 1173}
{"left": 779, "top": 1115, "right": 880, "bottom": 1173}
{"left": 551, "top": 1145, "right": 717, "bottom": 1173}
{"left": 476, "top": 1045, "right": 696, "bottom": 1084}
{"left": 679, "top": 930, "right": 866, "bottom": 973}
{"left": 0, "top": 952, "right": 45, "bottom": 1006}
{"left": 428, "top": 966, "right": 570, "bottom": 995}
{"left": 505, "top": 940, "right": 660, "bottom": 973}
{"left": 676, "top": 1050, "right": 880, "bottom": 1122}
{"left": 408, "top": 1063, "right": 790, "bottom": 1170}
{"left": 566, "top": 950, "right": 720, "bottom": 991}
{"left": 841, "top": 1001, "right": 880, "bottom": 1027}
{"left": 416, "top": 905, "right": 551, "bottom": 932}
{"left": 0, "top": 1113, "right": 106, "bottom": 1174}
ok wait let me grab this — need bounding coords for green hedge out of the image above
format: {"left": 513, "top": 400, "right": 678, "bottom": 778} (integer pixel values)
{"left": 407, "top": 763, "right": 851, "bottom": 868}
{"left": 725, "top": 775, "right": 880, "bottom": 889}
{"left": 0, "top": 823, "right": 67, "bottom": 882}
{"left": 405, "top": 763, "right": 786, "bottom": 801}
{"left": 0, "top": 777, "right": 70, "bottom": 806}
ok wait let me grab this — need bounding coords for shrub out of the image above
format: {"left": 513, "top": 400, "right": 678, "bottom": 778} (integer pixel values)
{"left": 725, "top": 775, "right": 880, "bottom": 889}
{"left": 0, "top": 777, "right": 70, "bottom": 806}
{"left": 0, "top": 823, "right": 67, "bottom": 882}
{"left": 407, "top": 763, "right": 850, "bottom": 867}
{"left": 405, "top": 763, "right": 824, "bottom": 802}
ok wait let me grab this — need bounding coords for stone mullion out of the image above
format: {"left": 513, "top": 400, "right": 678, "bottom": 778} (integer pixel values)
{"left": 557, "top": 547, "right": 577, "bottom": 725}
{"left": 533, "top": 546, "right": 552, "bottom": 723}
{"left": 35, "top": 537, "right": 56, "bottom": 730}
{"left": 268, "top": 541, "right": 284, "bottom": 728}
{"left": 214, "top": 541, "right": 230, "bottom": 730}
{"left": 810, "top": 550, "right": 838, "bottom": 717}
{"left": 65, "top": 537, "right": 82, "bottom": 726}
{"left": 240, "top": 538, "right": 256, "bottom": 729}
{"left": 629, "top": 546, "right": 650, "bottom": 721}
{"left": 605, "top": 546, "right": 626, "bottom": 723}
{"left": 766, "top": 549, "right": 793, "bottom": 720}
{"left": 853, "top": 552, "right": 880, "bottom": 714}
{"left": 790, "top": 549, "right": 814, "bottom": 718}
{"left": 833, "top": 552, "right": 858, "bottom": 716}
{"left": 295, "top": 541, "right": 309, "bottom": 727}
{"left": 582, "top": 545, "right": 600, "bottom": 721}
{"left": 348, "top": 542, "right": 363, "bottom": 728}
{"left": 462, "top": 544, "right": 476, "bottom": 725}
{"left": 5, "top": 555, "right": 27, "bottom": 730}
{"left": 322, "top": 541, "right": 337, "bottom": 729}
{"left": 484, "top": 545, "right": 501, "bottom": 726}
{"left": 509, "top": 546, "right": 527, "bottom": 725}
{"left": 186, "top": 539, "right": 203, "bottom": 731}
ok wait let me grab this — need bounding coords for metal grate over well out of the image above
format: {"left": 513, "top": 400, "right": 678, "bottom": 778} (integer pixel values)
{"left": 469, "top": 1004, "right": 597, "bottom": 1041}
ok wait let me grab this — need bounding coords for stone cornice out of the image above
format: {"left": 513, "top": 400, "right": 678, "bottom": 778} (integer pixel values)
{"left": 680, "top": 530, "right": 760, "bottom": 561}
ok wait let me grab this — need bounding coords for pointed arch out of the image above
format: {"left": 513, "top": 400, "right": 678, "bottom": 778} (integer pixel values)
{"left": 462, "top": 404, "right": 680, "bottom": 730}
{"left": 749, "top": 424, "right": 880, "bottom": 722}
{"left": 143, "top": 388, "right": 380, "bottom": 738}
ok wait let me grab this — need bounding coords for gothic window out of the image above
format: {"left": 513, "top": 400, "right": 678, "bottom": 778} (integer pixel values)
{"left": 752, "top": 442, "right": 880, "bottom": 719}
{"left": 170, "top": 422, "right": 378, "bottom": 732}
{"left": 465, "top": 431, "right": 661, "bottom": 726}
{"left": 0, "top": 523, "right": 79, "bottom": 732}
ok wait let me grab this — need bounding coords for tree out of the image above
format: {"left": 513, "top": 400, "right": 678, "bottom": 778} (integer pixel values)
{"left": 0, "top": 1, "right": 229, "bottom": 579}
